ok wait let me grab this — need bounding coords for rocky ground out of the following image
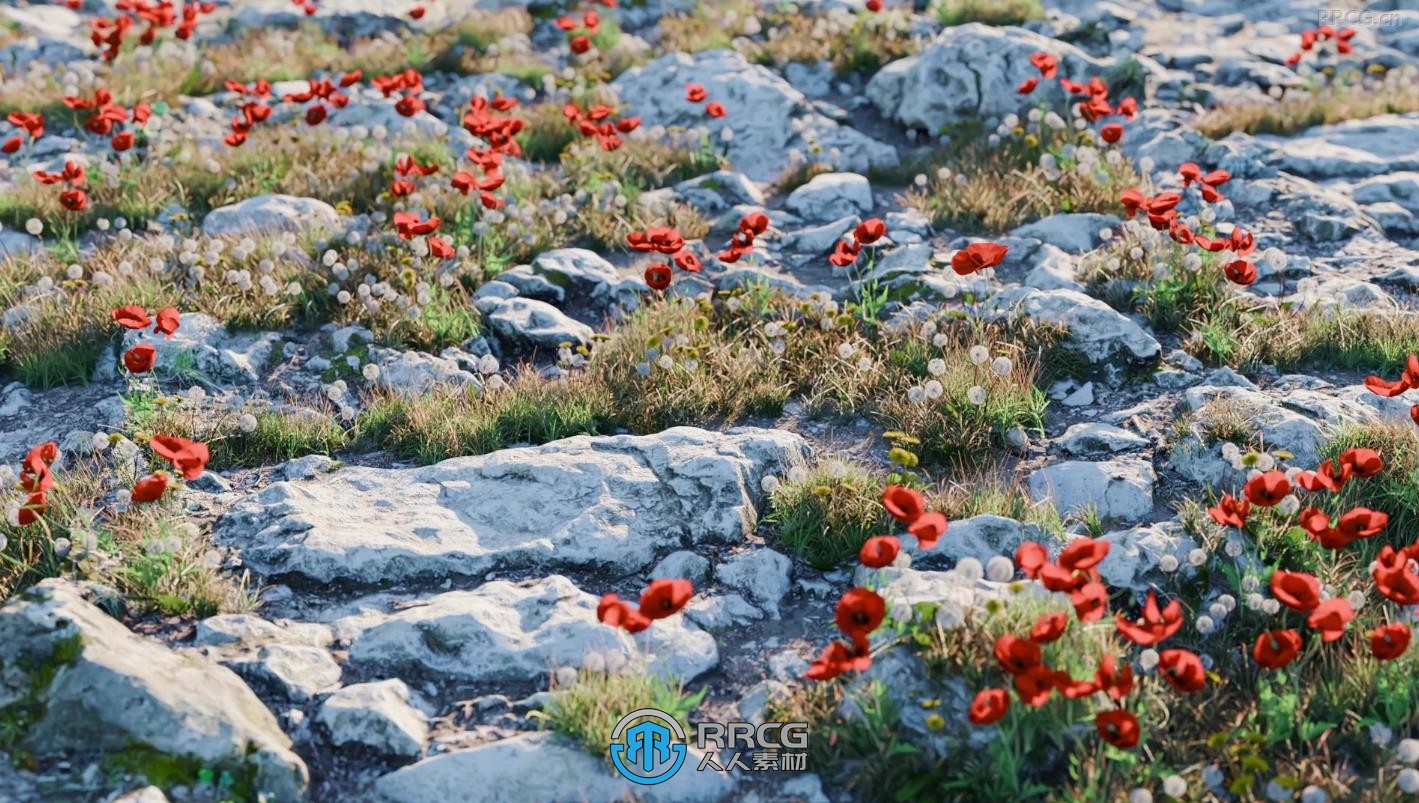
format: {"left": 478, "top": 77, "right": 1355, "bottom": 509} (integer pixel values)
{"left": 3, "top": 0, "right": 1419, "bottom": 801}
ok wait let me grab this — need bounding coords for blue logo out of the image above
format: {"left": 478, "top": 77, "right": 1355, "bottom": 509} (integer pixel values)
{"left": 609, "top": 708, "right": 688, "bottom": 785}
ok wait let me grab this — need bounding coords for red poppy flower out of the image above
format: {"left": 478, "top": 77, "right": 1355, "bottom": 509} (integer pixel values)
{"left": 1244, "top": 471, "right": 1291, "bottom": 507}
{"left": 1120, "top": 188, "right": 1145, "bottom": 217}
{"left": 304, "top": 105, "right": 327, "bottom": 125}
{"left": 1017, "top": 77, "right": 1038, "bottom": 94}
{"left": 881, "top": 485, "right": 924, "bottom": 524}
{"left": 59, "top": 189, "right": 89, "bottom": 212}
{"left": 1370, "top": 623, "right": 1411, "bottom": 661}
{"left": 835, "top": 587, "right": 886, "bottom": 641}
{"left": 705, "top": 102, "right": 726, "bottom": 118}
{"left": 1, "top": 136, "right": 21, "bottom": 154}
{"left": 1336, "top": 507, "right": 1388, "bottom": 540}
{"left": 1029, "top": 611, "right": 1069, "bottom": 643}
{"left": 150, "top": 435, "right": 210, "bottom": 481}
{"left": 110, "top": 131, "right": 135, "bottom": 151}
{"left": 854, "top": 218, "right": 886, "bottom": 244}
{"left": 569, "top": 35, "right": 591, "bottom": 54}
{"left": 113, "top": 305, "right": 152, "bottom": 330}
{"left": 428, "top": 236, "right": 455, "bottom": 259}
{"left": 1115, "top": 591, "right": 1182, "bottom": 646}
{"left": 639, "top": 578, "right": 694, "bottom": 619}
{"left": 1094, "top": 654, "right": 1134, "bottom": 700}
{"left": 17, "top": 491, "right": 48, "bottom": 526}
{"left": 739, "top": 212, "right": 770, "bottom": 237}
{"left": 644, "top": 263, "right": 672, "bottom": 291}
{"left": 685, "top": 83, "right": 707, "bottom": 103}
{"left": 1207, "top": 493, "right": 1250, "bottom": 529}
{"left": 598, "top": 593, "right": 650, "bottom": 633}
{"left": 1295, "top": 459, "right": 1348, "bottom": 493}
{"left": 1095, "top": 710, "right": 1139, "bottom": 749}
{"left": 131, "top": 473, "right": 169, "bottom": 503}
{"left": 1254, "top": 628, "right": 1303, "bottom": 669}
{"left": 907, "top": 512, "right": 947, "bottom": 549}
{"left": 1375, "top": 546, "right": 1419, "bottom": 605}
{"left": 1071, "top": 582, "right": 1109, "bottom": 623}
{"left": 123, "top": 344, "right": 157, "bottom": 373}
{"left": 968, "top": 688, "right": 1009, "bottom": 725}
{"left": 1014, "top": 665, "right": 1056, "bottom": 707}
{"left": 1339, "top": 447, "right": 1383, "bottom": 478}
{"left": 408, "top": 4, "right": 425, "bottom": 18}
{"left": 1271, "top": 570, "right": 1321, "bottom": 612}
{"left": 950, "top": 242, "right": 1009, "bottom": 276}
{"left": 1158, "top": 649, "right": 1205, "bottom": 693}
{"left": 1306, "top": 598, "right": 1353, "bottom": 642}
{"left": 673, "top": 250, "right": 702, "bottom": 273}
{"left": 153, "top": 307, "right": 180, "bottom": 338}
{"left": 1029, "top": 51, "right": 1058, "bottom": 78}
{"left": 1039, "top": 562, "right": 1086, "bottom": 593}
{"left": 828, "top": 238, "right": 861, "bottom": 267}
{"left": 1364, "top": 355, "right": 1419, "bottom": 397}
{"left": 804, "top": 639, "right": 871, "bottom": 680}
{"left": 1099, "top": 124, "right": 1123, "bottom": 144}
{"left": 865, "top": 0, "right": 883, "bottom": 9}
{"left": 393, "top": 211, "right": 442, "bottom": 239}
{"left": 1015, "top": 541, "right": 1046, "bottom": 579}
{"left": 1224, "top": 260, "right": 1256, "bottom": 286}
{"left": 993, "top": 634, "right": 1042, "bottom": 675}
{"left": 1059, "top": 537, "right": 1110, "bottom": 572}
{"left": 859, "top": 535, "right": 900, "bottom": 568}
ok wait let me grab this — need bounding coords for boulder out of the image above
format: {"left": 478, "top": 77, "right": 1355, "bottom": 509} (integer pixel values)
{"left": 866, "top": 24, "right": 1108, "bottom": 133}
{"left": 344, "top": 575, "right": 719, "bottom": 682}
{"left": 612, "top": 50, "right": 896, "bottom": 183}
{"left": 214, "top": 427, "right": 808, "bottom": 585}
{"left": 317, "top": 680, "right": 428, "bottom": 758}
{"left": 1026, "top": 458, "right": 1157, "bottom": 523}
{"left": 201, "top": 195, "right": 342, "bottom": 238}
{"left": 0, "top": 581, "right": 307, "bottom": 801}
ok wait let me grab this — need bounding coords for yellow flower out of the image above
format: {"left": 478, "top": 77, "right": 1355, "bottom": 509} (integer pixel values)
{"left": 925, "top": 714, "right": 945, "bottom": 731}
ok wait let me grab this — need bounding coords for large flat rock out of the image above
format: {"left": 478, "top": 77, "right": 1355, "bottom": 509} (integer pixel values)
{"left": 214, "top": 427, "right": 809, "bottom": 585}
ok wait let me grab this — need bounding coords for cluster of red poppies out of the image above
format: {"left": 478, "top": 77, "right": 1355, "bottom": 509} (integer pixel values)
{"left": 1364, "top": 353, "right": 1419, "bottom": 425}
{"left": 2, "top": 112, "right": 44, "bottom": 155}
{"left": 62, "top": 89, "right": 153, "bottom": 153}
{"left": 629, "top": 227, "right": 700, "bottom": 291}
{"left": 562, "top": 103, "right": 641, "bottom": 152}
{"left": 113, "top": 305, "right": 181, "bottom": 373}
{"left": 34, "top": 161, "right": 90, "bottom": 213}
{"left": 392, "top": 211, "right": 453, "bottom": 257}
{"left": 684, "top": 83, "right": 727, "bottom": 119}
{"left": 828, "top": 218, "right": 888, "bottom": 268}
{"left": 1206, "top": 448, "right": 1413, "bottom": 666}
{"left": 1285, "top": 25, "right": 1357, "bottom": 66}
{"left": 1119, "top": 164, "right": 1257, "bottom": 285}
{"left": 716, "top": 212, "right": 770, "bottom": 264}
{"left": 1017, "top": 51, "right": 1137, "bottom": 144}
{"left": 91, "top": 0, "right": 216, "bottom": 60}
{"left": 391, "top": 154, "right": 438, "bottom": 198}
{"left": 16, "top": 442, "right": 58, "bottom": 527}
{"left": 597, "top": 578, "right": 693, "bottom": 632}
{"left": 289, "top": 0, "right": 317, "bottom": 16}
{"left": 372, "top": 68, "right": 427, "bottom": 118}
{"left": 960, "top": 535, "right": 1208, "bottom": 749}
{"left": 806, "top": 486, "right": 947, "bottom": 681}
{"left": 221, "top": 79, "right": 276, "bottom": 147}
{"left": 459, "top": 96, "right": 524, "bottom": 214}
{"left": 949, "top": 241, "right": 1009, "bottom": 276}
{"left": 556, "top": 10, "right": 602, "bottom": 56}
{"left": 133, "top": 435, "right": 212, "bottom": 504}
{"left": 283, "top": 75, "right": 357, "bottom": 126}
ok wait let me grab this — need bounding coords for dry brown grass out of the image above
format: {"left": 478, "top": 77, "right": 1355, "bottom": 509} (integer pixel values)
{"left": 902, "top": 133, "right": 1139, "bottom": 233}
{"left": 737, "top": 7, "right": 925, "bottom": 77}
{"left": 1195, "top": 65, "right": 1419, "bottom": 138}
